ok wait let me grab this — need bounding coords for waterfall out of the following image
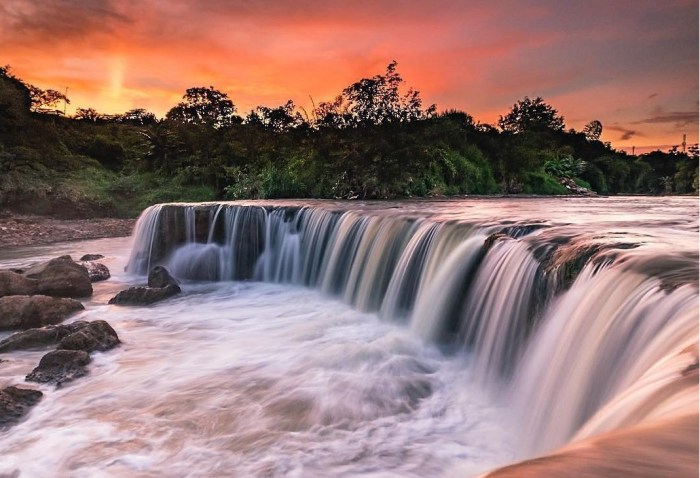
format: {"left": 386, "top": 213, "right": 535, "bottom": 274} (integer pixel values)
{"left": 125, "top": 202, "right": 698, "bottom": 457}
{"left": 511, "top": 253, "right": 698, "bottom": 455}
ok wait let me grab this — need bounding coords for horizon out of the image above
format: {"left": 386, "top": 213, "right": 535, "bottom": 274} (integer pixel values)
{"left": 2, "top": 0, "right": 698, "bottom": 152}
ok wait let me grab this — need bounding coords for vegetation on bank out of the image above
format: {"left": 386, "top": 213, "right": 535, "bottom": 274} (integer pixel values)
{"left": 1, "top": 63, "right": 697, "bottom": 218}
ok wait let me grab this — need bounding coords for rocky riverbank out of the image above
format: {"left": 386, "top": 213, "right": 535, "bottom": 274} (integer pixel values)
{"left": 0, "top": 214, "right": 136, "bottom": 248}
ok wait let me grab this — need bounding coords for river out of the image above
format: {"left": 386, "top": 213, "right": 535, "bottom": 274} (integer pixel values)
{"left": 0, "top": 197, "right": 697, "bottom": 477}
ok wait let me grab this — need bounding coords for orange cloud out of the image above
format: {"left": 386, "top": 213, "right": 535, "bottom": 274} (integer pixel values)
{"left": 1, "top": 0, "right": 697, "bottom": 149}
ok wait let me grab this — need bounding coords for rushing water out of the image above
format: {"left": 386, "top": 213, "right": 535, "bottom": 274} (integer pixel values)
{"left": 0, "top": 197, "right": 697, "bottom": 477}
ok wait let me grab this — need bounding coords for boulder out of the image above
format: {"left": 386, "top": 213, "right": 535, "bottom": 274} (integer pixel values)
{"left": 148, "top": 266, "right": 179, "bottom": 288}
{"left": 58, "top": 320, "right": 120, "bottom": 353}
{"left": 0, "top": 321, "right": 88, "bottom": 353}
{"left": 25, "top": 350, "right": 91, "bottom": 386}
{"left": 0, "top": 271, "right": 37, "bottom": 298}
{"left": 79, "top": 261, "right": 111, "bottom": 282}
{"left": 80, "top": 254, "right": 104, "bottom": 262}
{"left": 0, "top": 295, "right": 84, "bottom": 331}
{"left": 108, "top": 284, "right": 180, "bottom": 306}
{"left": 24, "top": 255, "right": 92, "bottom": 298}
{"left": 0, "top": 386, "right": 43, "bottom": 429}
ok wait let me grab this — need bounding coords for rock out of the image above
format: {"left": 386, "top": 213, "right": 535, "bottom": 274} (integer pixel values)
{"left": 0, "top": 322, "right": 89, "bottom": 353}
{"left": 79, "top": 261, "right": 111, "bottom": 282}
{"left": 0, "top": 295, "right": 84, "bottom": 331}
{"left": 0, "top": 271, "right": 37, "bottom": 298}
{"left": 148, "top": 265, "right": 179, "bottom": 288}
{"left": 80, "top": 254, "right": 104, "bottom": 261}
{"left": 58, "top": 320, "right": 120, "bottom": 353}
{"left": 25, "top": 350, "right": 91, "bottom": 386}
{"left": 24, "top": 255, "right": 92, "bottom": 298}
{"left": 559, "top": 177, "right": 597, "bottom": 196}
{"left": 108, "top": 284, "right": 181, "bottom": 306}
{"left": 0, "top": 386, "right": 43, "bottom": 429}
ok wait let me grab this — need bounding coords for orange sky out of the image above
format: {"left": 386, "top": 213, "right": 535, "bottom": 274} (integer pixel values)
{"left": 2, "top": 0, "right": 698, "bottom": 153}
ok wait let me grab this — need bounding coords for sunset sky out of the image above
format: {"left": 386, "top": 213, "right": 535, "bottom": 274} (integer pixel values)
{"left": 1, "top": 0, "right": 697, "bottom": 153}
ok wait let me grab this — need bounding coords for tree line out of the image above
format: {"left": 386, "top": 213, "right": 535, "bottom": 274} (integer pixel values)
{"left": 0, "top": 63, "right": 697, "bottom": 217}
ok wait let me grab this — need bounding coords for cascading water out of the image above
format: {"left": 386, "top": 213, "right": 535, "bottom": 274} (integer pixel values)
{"left": 125, "top": 200, "right": 698, "bottom": 464}
{"left": 3, "top": 198, "right": 694, "bottom": 477}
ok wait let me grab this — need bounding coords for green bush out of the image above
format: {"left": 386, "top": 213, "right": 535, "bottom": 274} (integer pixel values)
{"left": 522, "top": 171, "right": 569, "bottom": 195}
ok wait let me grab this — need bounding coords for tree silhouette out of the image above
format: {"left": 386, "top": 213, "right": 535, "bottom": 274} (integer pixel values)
{"left": 119, "top": 108, "right": 157, "bottom": 126}
{"left": 166, "top": 86, "right": 237, "bottom": 128}
{"left": 74, "top": 107, "right": 103, "bottom": 122}
{"left": 583, "top": 120, "right": 603, "bottom": 141}
{"left": 315, "top": 61, "right": 435, "bottom": 128}
{"left": 498, "top": 96, "right": 565, "bottom": 134}
{"left": 246, "top": 100, "right": 303, "bottom": 132}
{"left": 28, "top": 85, "right": 69, "bottom": 114}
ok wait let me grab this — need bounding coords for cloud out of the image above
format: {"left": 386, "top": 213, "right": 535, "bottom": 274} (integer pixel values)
{"left": 607, "top": 125, "right": 641, "bottom": 141}
{"left": 634, "top": 111, "right": 699, "bottom": 127}
{"left": 0, "top": 0, "right": 129, "bottom": 44}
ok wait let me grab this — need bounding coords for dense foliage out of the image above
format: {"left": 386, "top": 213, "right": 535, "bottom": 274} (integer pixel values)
{"left": 0, "top": 64, "right": 697, "bottom": 218}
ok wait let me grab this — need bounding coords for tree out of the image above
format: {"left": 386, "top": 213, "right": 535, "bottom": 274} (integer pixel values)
{"left": 28, "top": 85, "right": 69, "bottom": 113}
{"left": 74, "top": 107, "right": 103, "bottom": 122}
{"left": 315, "top": 61, "right": 435, "bottom": 128}
{"left": 498, "top": 96, "right": 565, "bottom": 134}
{"left": 119, "top": 108, "right": 157, "bottom": 126}
{"left": 166, "top": 86, "right": 237, "bottom": 128}
{"left": 246, "top": 100, "right": 304, "bottom": 132}
{"left": 583, "top": 120, "right": 603, "bottom": 141}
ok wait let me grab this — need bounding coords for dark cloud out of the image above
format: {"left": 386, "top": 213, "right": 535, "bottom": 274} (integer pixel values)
{"left": 608, "top": 125, "right": 641, "bottom": 141}
{"left": 0, "top": 0, "right": 129, "bottom": 42}
{"left": 634, "top": 111, "right": 699, "bottom": 127}
{"left": 648, "top": 93, "right": 659, "bottom": 99}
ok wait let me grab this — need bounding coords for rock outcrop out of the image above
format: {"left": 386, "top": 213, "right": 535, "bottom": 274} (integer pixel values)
{"left": 148, "top": 265, "right": 179, "bottom": 288}
{"left": 109, "top": 284, "right": 181, "bottom": 306}
{"left": 57, "top": 320, "right": 120, "bottom": 353}
{"left": 0, "top": 271, "right": 37, "bottom": 298}
{"left": 25, "top": 350, "right": 91, "bottom": 386}
{"left": 110, "top": 266, "right": 181, "bottom": 306}
{"left": 0, "top": 322, "right": 88, "bottom": 353}
{"left": 0, "top": 386, "right": 43, "bottom": 429}
{"left": 79, "top": 261, "right": 111, "bottom": 282}
{"left": 23, "top": 255, "right": 92, "bottom": 298}
{"left": 0, "top": 295, "right": 84, "bottom": 331}
{"left": 79, "top": 254, "right": 104, "bottom": 262}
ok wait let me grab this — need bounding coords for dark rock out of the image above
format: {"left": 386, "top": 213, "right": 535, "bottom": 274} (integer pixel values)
{"left": 0, "top": 321, "right": 88, "bottom": 353}
{"left": 0, "top": 386, "right": 43, "bottom": 429}
{"left": 108, "top": 284, "right": 181, "bottom": 306}
{"left": 24, "top": 255, "right": 92, "bottom": 298}
{"left": 0, "top": 295, "right": 84, "bottom": 331}
{"left": 79, "top": 261, "right": 111, "bottom": 282}
{"left": 148, "top": 265, "right": 179, "bottom": 288}
{"left": 25, "top": 350, "right": 91, "bottom": 386}
{"left": 80, "top": 254, "right": 104, "bottom": 261}
{"left": 0, "top": 271, "right": 37, "bottom": 298}
{"left": 58, "top": 320, "right": 120, "bottom": 353}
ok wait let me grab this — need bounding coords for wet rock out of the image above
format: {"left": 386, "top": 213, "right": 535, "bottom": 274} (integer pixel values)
{"left": 108, "top": 284, "right": 181, "bottom": 306}
{"left": 0, "top": 295, "right": 84, "bottom": 331}
{"left": 80, "top": 254, "right": 104, "bottom": 261}
{"left": 0, "top": 271, "right": 37, "bottom": 298}
{"left": 58, "top": 320, "right": 120, "bottom": 353}
{"left": 0, "top": 322, "right": 88, "bottom": 353}
{"left": 79, "top": 261, "right": 111, "bottom": 282}
{"left": 0, "top": 386, "right": 43, "bottom": 429}
{"left": 148, "top": 265, "right": 179, "bottom": 288}
{"left": 25, "top": 350, "right": 91, "bottom": 386}
{"left": 24, "top": 255, "right": 92, "bottom": 298}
